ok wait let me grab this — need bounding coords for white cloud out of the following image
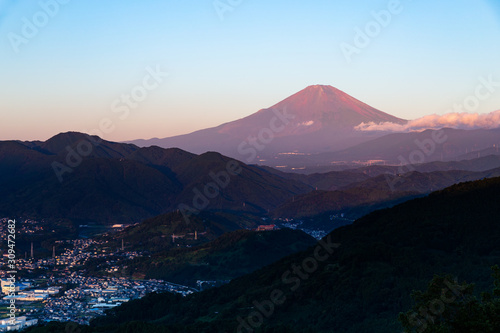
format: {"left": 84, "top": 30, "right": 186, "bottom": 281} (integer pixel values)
{"left": 355, "top": 110, "right": 500, "bottom": 132}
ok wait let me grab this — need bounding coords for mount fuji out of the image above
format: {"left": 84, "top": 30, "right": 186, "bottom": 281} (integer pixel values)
{"left": 129, "top": 85, "right": 406, "bottom": 162}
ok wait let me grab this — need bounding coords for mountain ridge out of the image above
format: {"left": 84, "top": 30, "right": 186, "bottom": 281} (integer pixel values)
{"left": 0, "top": 133, "right": 311, "bottom": 224}
{"left": 128, "top": 85, "right": 406, "bottom": 157}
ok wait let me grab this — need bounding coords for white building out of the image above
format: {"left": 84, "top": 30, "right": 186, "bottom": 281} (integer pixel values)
{"left": 0, "top": 316, "right": 38, "bottom": 332}
{"left": 4, "top": 292, "right": 48, "bottom": 302}
{"left": 1, "top": 280, "right": 31, "bottom": 295}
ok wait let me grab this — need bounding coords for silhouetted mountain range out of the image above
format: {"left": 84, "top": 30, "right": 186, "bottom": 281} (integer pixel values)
{"left": 3, "top": 132, "right": 500, "bottom": 224}
{"left": 0, "top": 132, "right": 310, "bottom": 224}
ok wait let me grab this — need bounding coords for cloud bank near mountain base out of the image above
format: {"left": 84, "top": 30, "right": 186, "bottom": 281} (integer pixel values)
{"left": 355, "top": 110, "right": 500, "bottom": 132}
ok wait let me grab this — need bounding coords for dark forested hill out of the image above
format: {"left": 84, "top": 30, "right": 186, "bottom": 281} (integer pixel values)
{"left": 273, "top": 167, "right": 500, "bottom": 219}
{"left": 108, "top": 228, "right": 316, "bottom": 286}
{"left": 0, "top": 132, "right": 310, "bottom": 224}
{"left": 76, "top": 176, "right": 500, "bottom": 333}
{"left": 4, "top": 132, "right": 500, "bottom": 226}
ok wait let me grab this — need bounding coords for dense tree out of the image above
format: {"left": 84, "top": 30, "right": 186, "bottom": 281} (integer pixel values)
{"left": 399, "top": 266, "right": 500, "bottom": 332}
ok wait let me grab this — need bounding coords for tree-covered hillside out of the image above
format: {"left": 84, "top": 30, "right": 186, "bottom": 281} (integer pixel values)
{"left": 25, "top": 176, "right": 500, "bottom": 332}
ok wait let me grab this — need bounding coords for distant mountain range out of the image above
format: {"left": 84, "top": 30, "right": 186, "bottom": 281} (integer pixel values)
{"left": 250, "top": 127, "right": 500, "bottom": 172}
{"left": 128, "top": 85, "right": 406, "bottom": 160}
{"left": 3, "top": 132, "right": 500, "bottom": 225}
{"left": 128, "top": 85, "right": 500, "bottom": 172}
{"left": 273, "top": 167, "right": 500, "bottom": 219}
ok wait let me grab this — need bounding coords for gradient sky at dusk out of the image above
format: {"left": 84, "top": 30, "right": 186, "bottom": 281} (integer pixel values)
{"left": 1, "top": 0, "right": 500, "bottom": 141}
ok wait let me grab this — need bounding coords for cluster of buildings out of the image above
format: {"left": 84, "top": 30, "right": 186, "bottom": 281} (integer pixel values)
{"left": 0, "top": 270, "right": 195, "bottom": 328}
{"left": 0, "top": 219, "right": 45, "bottom": 243}
{"left": 0, "top": 218, "right": 197, "bottom": 329}
{"left": 1, "top": 281, "right": 60, "bottom": 302}
{"left": 0, "top": 237, "right": 145, "bottom": 276}
{"left": 35, "top": 275, "right": 195, "bottom": 324}
{"left": 275, "top": 218, "right": 327, "bottom": 239}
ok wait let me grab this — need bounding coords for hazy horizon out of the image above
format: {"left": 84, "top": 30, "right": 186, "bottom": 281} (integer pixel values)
{"left": 2, "top": 0, "right": 500, "bottom": 142}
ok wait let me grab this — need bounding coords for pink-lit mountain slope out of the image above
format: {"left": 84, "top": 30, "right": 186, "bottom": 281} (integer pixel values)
{"left": 129, "top": 85, "right": 406, "bottom": 161}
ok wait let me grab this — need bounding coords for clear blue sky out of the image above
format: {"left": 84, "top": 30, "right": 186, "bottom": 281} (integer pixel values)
{"left": 1, "top": 0, "right": 500, "bottom": 141}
